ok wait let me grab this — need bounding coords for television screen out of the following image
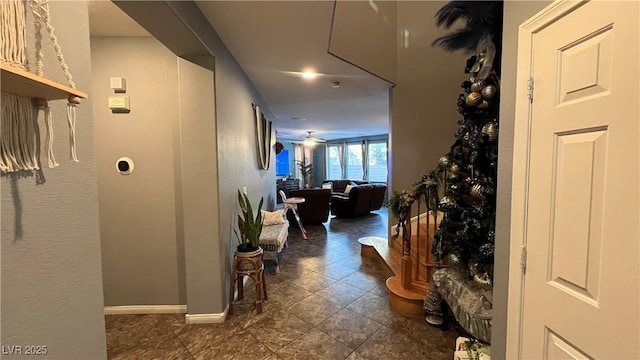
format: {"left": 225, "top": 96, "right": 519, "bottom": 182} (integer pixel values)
{"left": 276, "top": 149, "right": 289, "bottom": 176}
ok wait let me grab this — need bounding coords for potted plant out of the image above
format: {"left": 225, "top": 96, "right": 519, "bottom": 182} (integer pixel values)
{"left": 230, "top": 190, "right": 267, "bottom": 314}
{"left": 296, "top": 160, "right": 314, "bottom": 188}
{"left": 234, "top": 190, "right": 264, "bottom": 266}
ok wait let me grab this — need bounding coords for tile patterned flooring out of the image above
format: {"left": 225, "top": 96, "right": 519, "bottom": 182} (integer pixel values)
{"left": 106, "top": 209, "right": 466, "bottom": 359}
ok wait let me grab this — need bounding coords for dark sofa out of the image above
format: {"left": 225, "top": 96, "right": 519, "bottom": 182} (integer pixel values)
{"left": 324, "top": 180, "right": 387, "bottom": 218}
{"left": 287, "top": 188, "right": 332, "bottom": 225}
{"left": 327, "top": 180, "right": 369, "bottom": 193}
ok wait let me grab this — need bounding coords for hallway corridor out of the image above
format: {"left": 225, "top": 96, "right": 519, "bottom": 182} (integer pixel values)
{"left": 106, "top": 209, "right": 465, "bottom": 359}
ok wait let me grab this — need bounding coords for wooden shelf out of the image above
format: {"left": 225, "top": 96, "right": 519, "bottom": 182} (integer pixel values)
{"left": 1, "top": 62, "right": 87, "bottom": 101}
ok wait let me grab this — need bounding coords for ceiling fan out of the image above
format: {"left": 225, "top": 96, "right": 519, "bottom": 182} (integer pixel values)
{"left": 293, "top": 131, "right": 326, "bottom": 146}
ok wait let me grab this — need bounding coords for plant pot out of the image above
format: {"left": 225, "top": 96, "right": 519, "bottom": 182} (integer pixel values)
{"left": 237, "top": 244, "right": 260, "bottom": 253}
{"left": 235, "top": 247, "right": 263, "bottom": 272}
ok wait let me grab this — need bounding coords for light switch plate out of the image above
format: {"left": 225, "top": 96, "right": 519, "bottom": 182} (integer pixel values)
{"left": 108, "top": 96, "right": 130, "bottom": 111}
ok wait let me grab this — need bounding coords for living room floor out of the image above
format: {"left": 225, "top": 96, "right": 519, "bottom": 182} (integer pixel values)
{"left": 105, "top": 208, "right": 466, "bottom": 359}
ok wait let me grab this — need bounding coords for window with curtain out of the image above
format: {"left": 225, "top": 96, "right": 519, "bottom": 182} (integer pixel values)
{"left": 326, "top": 138, "right": 388, "bottom": 182}
{"left": 326, "top": 144, "right": 341, "bottom": 179}
{"left": 346, "top": 143, "right": 364, "bottom": 180}
{"left": 367, "top": 141, "right": 387, "bottom": 182}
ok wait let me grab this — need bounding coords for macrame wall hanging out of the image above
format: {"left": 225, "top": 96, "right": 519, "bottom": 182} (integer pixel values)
{"left": 1, "top": 0, "right": 86, "bottom": 175}
{"left": 253, "top": 104, "right": 272, "bottom": 171}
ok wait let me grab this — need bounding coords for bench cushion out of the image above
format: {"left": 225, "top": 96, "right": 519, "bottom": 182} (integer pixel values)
{"left": 259, "top": 220, "right": 289, "bottom": 261}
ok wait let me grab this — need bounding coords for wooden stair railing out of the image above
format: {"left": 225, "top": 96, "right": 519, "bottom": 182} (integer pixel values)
{"left": 360, "top": 212, "right": 441, "bottom": 317}
{"left": 390, "top": 213, "right": 441, "bottom": 289}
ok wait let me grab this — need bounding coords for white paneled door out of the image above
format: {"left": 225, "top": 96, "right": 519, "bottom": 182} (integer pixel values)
{"left": 509, "top": 1, "right": 639, "bottom": 359}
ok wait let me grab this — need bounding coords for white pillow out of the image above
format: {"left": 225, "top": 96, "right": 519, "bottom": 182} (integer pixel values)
{"left": 322, "top": 182, "right": 333, "bottom": 190}
{"left": 262, "top": 210, "right": 285, "bottom": 226}
{"left": 344, "top": 184, "right": 356, "bottom": 194}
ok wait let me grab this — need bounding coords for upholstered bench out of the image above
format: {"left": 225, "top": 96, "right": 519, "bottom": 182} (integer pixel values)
{"left": 259, "top": 220, "right": 289, "bottom": 273}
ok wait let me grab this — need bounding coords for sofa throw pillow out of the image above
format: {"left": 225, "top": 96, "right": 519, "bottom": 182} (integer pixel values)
{"left": 344, "top": 184, "right": 356, "bottom": 194}
{"left": 322, "top": 182, "right": 333, "bottom": 190}
{"left": 262, "top": 210, "right": 285, "bottom": 226}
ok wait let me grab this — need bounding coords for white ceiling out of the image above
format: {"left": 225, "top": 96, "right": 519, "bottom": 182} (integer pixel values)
{"left": 88, "top": 1, "right": 391, "bottom": 141}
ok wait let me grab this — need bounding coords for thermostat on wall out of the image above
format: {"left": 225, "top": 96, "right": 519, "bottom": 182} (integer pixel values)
{"left": 116, "top": 157, "right": 134, "bottom": 175}
{"left": 110, "top": 77, "right": 127, "bottom": 92}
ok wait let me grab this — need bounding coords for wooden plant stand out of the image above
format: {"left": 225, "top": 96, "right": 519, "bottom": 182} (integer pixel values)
{"left": 228, "top": 248, "right": 267, "bottom": 315}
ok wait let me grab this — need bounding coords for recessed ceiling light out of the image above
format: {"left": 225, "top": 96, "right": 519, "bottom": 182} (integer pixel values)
{"left": 330, "top": 81, "right": 341, "bottom": 88}
{"left": 302, "top": 72, "right": 317, "bottom": 79}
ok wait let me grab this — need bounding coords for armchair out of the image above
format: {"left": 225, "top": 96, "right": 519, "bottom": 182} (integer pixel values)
{"left": 330, "top": 184, "right": 375, "bottom": 218}
{"left": 369, "top": 183, "right": 387, "bottom": 211}
{"left": 288, "top": 188, "right": 332, "bottom": 225}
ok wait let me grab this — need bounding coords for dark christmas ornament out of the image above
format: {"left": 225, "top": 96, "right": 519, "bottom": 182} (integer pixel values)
{"left": 461, "top": 80, "right": 473, "bottom": 93}
{"left": 469, "top": 183, "right": 487, "bottom": 207}
{"left": 482, "top": 122, "right": 499, "bottom": 141}
{"left": 481, "top": 85, "right": 497, "bottom": 100}
{"left": 457, "top": 94, "right": 467, "bottom": 109}
{"left": 470, "top": 80, "right": 485, "bottom": 93}
{"left": 469, "top": 150, "right": 479, "bottom": 163}
{"left": 470, "top": 183, "right": 485, "bottom": 199}
{"left": 440, "top": 196, "right": 456, "bottom": 208}
{"left": 466, "top": 92, "right": 482, "bottom": 106}
{"left": 477, "top": 100, "right": 490, "bottom": 110}
{"left": 450, "top": 163, "right": 460, "bottom": 174}
{"left": 448, "top": 253, "right": 461, "bottom": 265}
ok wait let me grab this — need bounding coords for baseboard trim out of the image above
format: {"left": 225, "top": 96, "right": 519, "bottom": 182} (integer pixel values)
{"left": 104, "top": 305, "right": 187, "bottom": 315}
{"left": 185, "top": 305, "right": 228, "bottom": 324}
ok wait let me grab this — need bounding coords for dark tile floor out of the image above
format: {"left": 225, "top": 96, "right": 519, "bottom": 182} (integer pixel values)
{"left": 105, "top": 208, "right": 465, "bottom": 359}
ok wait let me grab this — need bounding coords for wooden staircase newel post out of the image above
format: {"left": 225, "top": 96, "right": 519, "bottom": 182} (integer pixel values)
{"left": 401, "top": 220, "right": 412, "bottom": 289}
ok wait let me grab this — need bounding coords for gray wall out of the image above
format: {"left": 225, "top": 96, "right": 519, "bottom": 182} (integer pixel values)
{"left": 1, "top": 2, "right": 107, "bottom": 359}
{"left": 176, "top": 56, "right": 220, "bottom": 315}
{"left": 91, "top": 37, "right": 185, "bottom": 306}
{"left": 167, "top": 3, "right": 278, "bottom": 313}
{"left": 115, "top": 1, "right": 276, "bottom": 314}
{"left": 492, "top": 1, "right": 551, "bottom": 358}
{"left": 391, "top": 1, "right": 467, "bottom": 198}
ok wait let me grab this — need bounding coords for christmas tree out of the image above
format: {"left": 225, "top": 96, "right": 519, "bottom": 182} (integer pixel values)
{"left": 427, "top": 1, "right": 504, "bottom": 285}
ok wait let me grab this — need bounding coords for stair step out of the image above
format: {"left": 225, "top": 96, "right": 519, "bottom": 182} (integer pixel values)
{"left": 359, "top": 236, "right": 395, "bottom": 275}
{"left": 359, "top": 235, "right": 436, "bottom": 318}
{"left": 386, "top": 276, "right": 427, "bottom": 318}
{"left": 358, "top": 214, "right": 443, "bottom": 317}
